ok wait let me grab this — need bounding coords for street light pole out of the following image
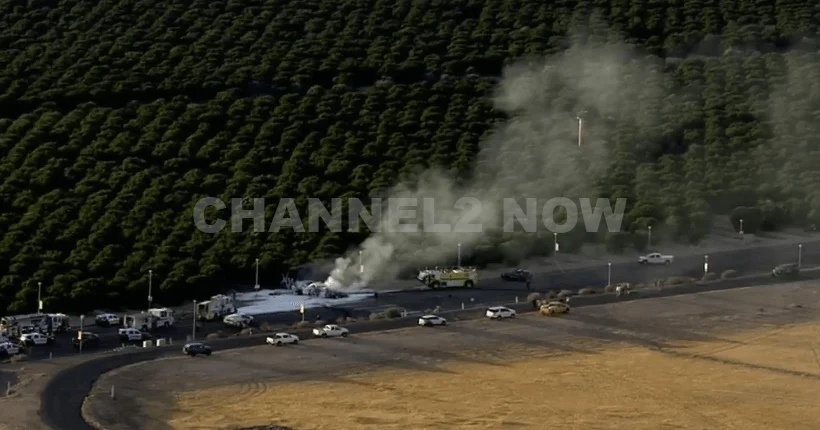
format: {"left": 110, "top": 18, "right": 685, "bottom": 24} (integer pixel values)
{"left": 79, "top": 315, "right": 84, "bottom": 353}
{"left": 37, "top": 281, "right": 42, "bottom": 314}
{"left": 554, "top": 232, "right": 559, "bottom": 252}
{"left": 607, "top": 262, "right": 612, "bottom": 286}
{"left": 457, "top": 243, "right": 462, "bottom": 267}
{"left": 254, "top": 258, "right": 260, "bottom": 291}
{"left": 798, "top": 244, "right": 803, "bottom": 269}
{"left": 147, "top": 270, "right": 153, "bottom": 311}
{"left": 192, "top": 300, "right": 197, "bottom": 341}
{"left": 739, "top": 219, "right": 744, "bottom": 235}
{"left": 647, "top": 226, "right": 652, "bottom": 248}
{"left": 704, "top": 255, "right": 709, "bottom": 273}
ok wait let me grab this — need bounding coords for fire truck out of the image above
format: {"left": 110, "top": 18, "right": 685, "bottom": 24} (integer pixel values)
{"left": 124, "top": 308, "right": 175, "bottom": 331}
{"left": 416, "top": 267, "right": 478, "bottom": 289}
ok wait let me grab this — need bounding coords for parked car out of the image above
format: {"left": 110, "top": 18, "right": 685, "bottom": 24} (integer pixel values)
{"left": 485, "top": 306, "right": 516, "bottom": 320}
{"left": 223, "top": 313, "right": 254, "bottom": 328}
{"left": 183, "top": 343, "right": 212, "bottom": 357}
{"left": 501, "top": 269, "right": 532, "bottom": 282}
{"left": 418, "top": 315, "right": 448, "bottom": 327}
{"left": 72, "top": 332, "right": 100, "bottom": 349}
{"left": 266, "top": 333, "right": 299, "bottom": 346}
{"left": 312, "top": 324, "right": 349, "bottom": 338}
{"left": 118, "top": 328, "right": 151, "bottom": 342}
{"left": 0, "top": 341, "right": 23, "bottom": 357}
{"left": 20, "top": 332, "right": 54, "bottom": 346}
{"left": 95, "top": 313, "right": 121, "bottom": 327}
{"left": 539, "top": 301, "right": 571, "bottom": 316}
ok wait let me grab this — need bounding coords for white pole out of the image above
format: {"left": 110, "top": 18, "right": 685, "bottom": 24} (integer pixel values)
{"left": 554, "top": 232, "right": 559, "bottom": 252}
{"left": 577, "top": 117, "right": 583, "bottom": 147}
{"left": 254, "top": 258, "right": 260, "bottom": 290}
{"left": 798, "top": 244, "right": 803, "bottom": 269}
{"left": 457, "top": 243, "right": 462, "bottom": 267}
{"left": 607, "top": 262, "right": 612, "bottom": 286}
{"left": 739, "top": 219, "right": 744, "bottom": 235}
{"left": 359, "top": 250, "right": 363, "bottom": 274}
{"left": 647, "top": 226, "right": 652, "bottom": 248}
{"left": 704, "top": 255, "right": 709, "bottom": 273}
{"left": 37, "top": 281, "right": 42, "bottom": 314}
{"left": 147, "top": 270, "right": 153, "bottom": 310}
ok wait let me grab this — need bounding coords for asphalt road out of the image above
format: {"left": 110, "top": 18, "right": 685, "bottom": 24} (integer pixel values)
{"left": 15, "top": 238, "right": 820, "bottom": 362}
{"left": 40, "top": 269, "right": 820, "bottom": 430}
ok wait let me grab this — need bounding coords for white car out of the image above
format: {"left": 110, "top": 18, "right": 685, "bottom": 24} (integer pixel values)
{"left": 418, "top": 315, "right": 448, "bottom": 326}
{"left": 20, "top": 332, "right": 54, "bottom": 346}
{"left": 266, "top": 333, "right": 300, "bottom": 346}
{"left": 223, "top": 313, "right": 254, "bottom": 328}
{"left": 95, "top": 313, "right": 120, "bottom": 326}
{"left": 0, "top": 341, "right": 22, "bottom": 356}
{"left": 118, "top": 328, "right": 151, "bottom": 342}
{"left": 486, "top": 306, "right": 516, "bottom": 319}
{"left": 312, "top": 324, "right": 349, "bottom": 338}
{"left": 638, "top": 253, "right": 674, "bottom": 265}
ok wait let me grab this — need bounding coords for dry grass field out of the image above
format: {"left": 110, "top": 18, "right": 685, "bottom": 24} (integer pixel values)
{"left": 84, "top": 282, "right": 820, "bottom": 430}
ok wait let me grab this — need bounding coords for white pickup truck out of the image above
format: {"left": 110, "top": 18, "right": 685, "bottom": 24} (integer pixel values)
{"left": 638, "top": 252, "right": 674, "bottom": 265}
{"left": 312, "top": 324, "right": 349, "bottom": 338}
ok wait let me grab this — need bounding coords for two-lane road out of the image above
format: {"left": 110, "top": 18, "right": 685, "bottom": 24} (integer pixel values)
{"left": 14, "top": 239, "right": 820, "bottom": 362}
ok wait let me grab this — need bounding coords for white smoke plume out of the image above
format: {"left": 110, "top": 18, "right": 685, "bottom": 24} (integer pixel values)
{"left": 322, "top": 37, "right": 670, "bottom": 290}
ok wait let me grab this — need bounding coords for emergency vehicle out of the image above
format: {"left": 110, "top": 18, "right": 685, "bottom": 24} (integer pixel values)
{"left": 196, "top": 294, "right": 236, "bottom": 321}
{"left": 124, "top": 308, "right": 175, "bottom": 331}
{"left": 416, "top": 267, "right": 478, "bottom": 289}
{"left": 0, "top": 313, "right": 68, "bottom": 336}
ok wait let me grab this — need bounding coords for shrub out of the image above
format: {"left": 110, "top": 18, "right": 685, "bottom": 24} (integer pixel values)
{"left": 383, "top": 307, "right": 403, "bottom": 319}
{"left": 721, "top": 269, "right": 739, "bottom": 279}
{"left": 9, "top": 354, "right": 27, "bottom": 363}
{"left": 206, "top": 331, "right": 227, "bottom": 340}
{"left": 259, "top": 322, "right": 275, "bottom": 332}
{"left": 578, "top": 287, "right": 598, "bottom": 295}
{"left": 369, "top": 312, "right": 385, "bottom": 320}
{"left": 292, "top": 321, "right": 312, "bottom": 329}
{"left": 546, "top": 290, "right": 558, "bottom": 299}
{"left": 604, "top": 285, "right": 616, "bottom": 293}
{"left": 239, "top": 328, "right": 255, "bottom": 336}
{"left": 557, "top": 290, "right": 576, "bottom": 298}
{"left": 664, "top": 276, "right": 695, "bottom": 285}
{"left": 701, "top": 272, "right": 718, "bottom": 282}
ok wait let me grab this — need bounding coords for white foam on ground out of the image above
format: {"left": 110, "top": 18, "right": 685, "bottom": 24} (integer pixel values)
{"left": 235, "top": 289, "right": 374, "bottom": 315}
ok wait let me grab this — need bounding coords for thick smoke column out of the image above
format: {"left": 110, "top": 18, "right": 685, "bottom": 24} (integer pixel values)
{"left": 324, "top": 39, "right": 669, "bottom": 290}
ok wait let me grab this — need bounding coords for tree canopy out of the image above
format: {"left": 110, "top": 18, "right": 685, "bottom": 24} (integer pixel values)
{"left": 1, "top": 0, "right": 819, "bottom": 313}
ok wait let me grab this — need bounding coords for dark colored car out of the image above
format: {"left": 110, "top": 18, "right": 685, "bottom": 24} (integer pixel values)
{"left": 501, "top": 269, "right": 532, "bottom": 282}
{"left": 72, "top": 332, "right": 100, "bottom": 349}
{"left": 772, "top": 263, "right": 799, "bottom": 278}
{"left": 183, "top": 343, "right": 212, "bottom": 357}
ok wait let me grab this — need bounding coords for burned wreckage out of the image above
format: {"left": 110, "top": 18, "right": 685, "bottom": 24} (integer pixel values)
{"left": 280, "top": 276, "right": 353, "bottom": 299}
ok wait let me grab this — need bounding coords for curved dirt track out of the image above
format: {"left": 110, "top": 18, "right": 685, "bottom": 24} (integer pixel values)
{"left": 83, "top": 282, "right": 820, "bottom": 430}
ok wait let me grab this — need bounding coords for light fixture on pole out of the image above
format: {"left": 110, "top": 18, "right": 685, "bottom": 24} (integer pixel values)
{"left": 739, "top": 218, "right": 744, "bottom": 235}
{"left": 147, "top": 270, "right": 153, "bottom": 311}
{"left": 647, "top": 226, "right": 652, "bottom": 248}
{"left": 254, "top": 258, "right": 260, "bottom": 291}
{"left": 703, "top": 255, "right": 709, "bottom": 273}
{"left": 607, "top": 262, "right": 612, "bottom": 287}
{"left": 37, "top": 281, "right": 42, "bottom": 314}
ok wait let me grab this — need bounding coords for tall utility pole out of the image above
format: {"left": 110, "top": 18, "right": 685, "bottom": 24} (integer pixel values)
{"left": 739, "top": 219, "right": 744, "bottom": 235}
{"left": 457, "top": 243, "right": 462, "bottom": 267}
{"left": 704, "top": 255, "right": 709, "bottom": 273}
{"left": 798, "top": 244, "right": 803, "bottom": 269}
{"left": 192, "top": 300, "right": 197, "bottom": 341}
{"left": 647, "top": 226, "right": 652, "bottom": 248}
{"left": 576, "top": 110, "right": 587, "bottom": 147}
{"left": 37, "top": 281, "right": 42, "bottom": 314}
{"left": 147, "top": 270, "right": 153, "bottom": 311}
{"left": 554, "top": 232, "right": 559, "bottom": 252}
{"left": 607, "top": 262, "right": 612, "bottom": 286}
{"left": 254, "top": 258, "right": 260, "bottom": 291}
{"left": 359, "top": 250, "right": 364, "bottom": 274}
